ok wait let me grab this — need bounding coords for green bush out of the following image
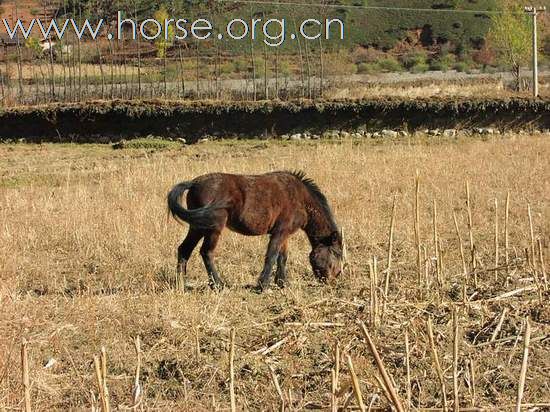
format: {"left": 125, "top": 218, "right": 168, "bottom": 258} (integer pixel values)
{"left": 356, "top": 63, "right": 379, "bottom": 74}
{"left": 401, "top": 50, "right": 428, "bottom": 70}
{"left": 377, "top": 57, "right": 403, "bottom": 73}
{"left": 453, "top": 62, "right": 470, "bottom": 72}
{"left": 411, "top": 62, "right": 430, "bottom": 73}
{"left": 279, "top": 61, "right": 291, "bottom": 76}
{"left": 233, "top": 59, "right": 249, "bottom": 73}
{"left": 220, "top": 62, "right": 234, "bottom": 75}
{"left": 430, "top": 53, "right": 457, "bottom": 71}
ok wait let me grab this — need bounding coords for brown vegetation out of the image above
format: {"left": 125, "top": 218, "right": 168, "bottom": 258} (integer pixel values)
{"left": 0, "top": 134, "right": 549, "bottom": 410}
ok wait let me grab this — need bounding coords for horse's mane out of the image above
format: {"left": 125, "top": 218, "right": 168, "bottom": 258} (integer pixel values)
{"left": 289, "top": 171, "right": 339, "bottom": 232}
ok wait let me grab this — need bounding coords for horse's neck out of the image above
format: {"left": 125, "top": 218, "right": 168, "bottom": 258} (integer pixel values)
{"left": 304, "top": 198, "right": 334, "bottom": 246}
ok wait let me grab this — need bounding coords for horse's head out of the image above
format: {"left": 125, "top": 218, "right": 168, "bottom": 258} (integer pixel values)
{"left": 309, "top": 230, "right": 344, "bottom": 283}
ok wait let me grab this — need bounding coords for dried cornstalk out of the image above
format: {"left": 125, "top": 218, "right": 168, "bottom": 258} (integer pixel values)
{"left": 452, "top": 308, "right": 460, "bottom": 412}
{"left": 505, "top": 192, "right": 510, "bottom": 265}
{"left": 346, "top": 355, "right": 366, "bottom": 412}
{"left": 527, "top": 205, "right": 536, "bottom": 270}
{"left": 93, "top": 356, "right": 108, "bottom": 412}
{"left": 414, "top": 171, "right": 422, "bottom": 282}
{"left": 405, "top": 331, "right": 412, "bottom": 410}
{"left": 433, "top": 199, "right": 441, "bottom": 285}
{"left": 465, "top": 182, "right": 476, "bottom": 283}
{"left": 229, "top": 328, "right": 236, "bottom": 412}
{"left": 267, "top": 363, "right": 285, "bottom": 410}
{"left": 369, "top": 257, "right": 379, "bottom": 327}
{"left": 490, "top": 309, "right": 508, "bottom": 343}
{"left": 427, "top": 318, "right": 448, "bottom": 411}
{"left": 334, "top": 341, "right": 340, "bottom": 388}
{"left": 468, "top": 356, "right": 476, "bottom": 408}
{"left": 132, "top": 336, "right": 142, "bottom": 406}
{"left": 537, "top": 239, "right": 548, "bottom": 290}
{"left": 373, "top": 374, "right": 393, "bottom": 406}
{"left": 453, "top": 212, "right": 468, "bottom": 277}
{"left": 382, "top": 195, "right": 397, "bottom": 317}
{"left": 423, "top": 245, "right": 429, "bottom": 288}
{"left": 359, "top": 322, "right": 405, "bottom": 412}
{"left": 331, "top": 369, "right": 338, "bottom": 412}
{"left": 494, "top": 198, "right": 499, "bottom": 268}
{"left": 21, "top": 339, "right": 31, "bottom": 412}
{"left": 515, "top": 319, "right": 531, "bottom": 412}
{"left": 100, "top": 347, "right": 110, "bottom": 412}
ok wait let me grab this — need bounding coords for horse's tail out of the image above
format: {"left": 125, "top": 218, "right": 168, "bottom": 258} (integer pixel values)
{"left": 167, "top": 181, "right": 225, "bottom": 229}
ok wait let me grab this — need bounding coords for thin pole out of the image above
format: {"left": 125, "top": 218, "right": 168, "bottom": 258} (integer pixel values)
{"left": 525, "top": 6, "right": 546, "bottom": 98}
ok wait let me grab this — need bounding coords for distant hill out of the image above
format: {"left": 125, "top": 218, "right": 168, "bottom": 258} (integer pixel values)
{"left": 2, "top": 0, "right": 549, "bottom": 57}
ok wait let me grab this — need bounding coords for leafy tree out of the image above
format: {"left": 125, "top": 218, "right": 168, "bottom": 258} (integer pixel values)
{"left": 488, "top": 1, "right": 531, "bottom": 90}
{"left": 152, "top": 5, "right": 174, "bottom": 58}
{"left": 25, "top": 37, "right": 43, "bottom": 59}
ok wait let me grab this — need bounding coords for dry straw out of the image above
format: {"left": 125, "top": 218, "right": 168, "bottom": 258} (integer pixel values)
{"left": 527, "top": 205, "right": 536, "bottom": 270}
{"left": 452, "top": 307, "right": 460, "bottom": 412}
{"left": 267, "top": 363, "right": 285, "bottom": 410}
{"left": 369, "top": 256, "right": 379, "bottom": 327}
{"left": 490, "top": 308, "right": 508, "bottom": 343}
{"left": 346, "top": 355, "right": 366, "bottom": 412}
{"left": 452, "top": 212, "right": 468, "bottom": 278}
{"left": 427, "top": 318, "right": 448, "bottom": 411}
{"left": 331, "top": 342, "right": 341, "bottom": 412}
{"left": 405, "top": 331, "right": 412, "bottom": 410}
{"left": 515, "top": 318, "right": 531, "bottom": 412}
{"left": 505, "top": 192, "right": 510, "bottom": 265}
{"left": 494, "top": 198, "right": 499, "bottom": 268}
{"left": 21, "top": 339, "right": 31, "bottom": 412}
{"left": 229, "top": 328, "right": 236, "bottom": 412}
{"left": 414, "top": 171, "right": 422, "bottom": 282}
{"left": 537, "top": 239, "right": 548, "bottom": 290}
{"left": 359, "top": 322, "right": 405, "bottom": 412}
{"left": 132, "top": 336, "right": 142, "bottom": 407}
{"left": 465, "top": 181, "right": 476, "bottom": 285}
{"left": 433, "top": 199, "right": 441, "bottom": 285}
{"left": 93, "top": 350, "right": 111, "bottom": 412}
{"left": 382, "top": 195, "right": 397, "bottom": 318}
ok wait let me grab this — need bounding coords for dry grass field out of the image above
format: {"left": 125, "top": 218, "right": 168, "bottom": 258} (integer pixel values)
{"left": 0, "top": 134, "right": 549, "bottom": 411}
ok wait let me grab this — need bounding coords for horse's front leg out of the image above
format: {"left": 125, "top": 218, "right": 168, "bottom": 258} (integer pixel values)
{"left": 257, "top": 233, "right": 286, "bottom": 291}
{"left": 275, "top": 239, "right": 289, "bottom": 288}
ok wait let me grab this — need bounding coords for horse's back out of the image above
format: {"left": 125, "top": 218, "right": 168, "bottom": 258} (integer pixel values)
{"left": 187, "top": 172, "right": 307, "bottom": 235}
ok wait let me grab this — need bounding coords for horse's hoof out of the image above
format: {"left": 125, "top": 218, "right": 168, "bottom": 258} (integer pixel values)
{"left": 252, "top": 282, "right": 271, "bottom": 294}
{"left": 275, "top": 279, "right": 288, "bottom": 289}
{"left": 209, "top": 282, "right": 227, "bottom": 291}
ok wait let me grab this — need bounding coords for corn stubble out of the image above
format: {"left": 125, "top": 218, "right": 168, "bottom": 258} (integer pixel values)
{"left": 0, "top": 134, "right": 549, "bottom": 410}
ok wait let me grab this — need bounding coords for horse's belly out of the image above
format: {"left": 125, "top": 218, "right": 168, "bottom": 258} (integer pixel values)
{"left": 227, "top": 210, "right": 274, "bottom": 236}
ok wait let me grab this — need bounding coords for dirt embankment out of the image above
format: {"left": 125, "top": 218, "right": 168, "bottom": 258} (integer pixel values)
{"left": 0, "top": 98, "right": 549, "bottom": 142}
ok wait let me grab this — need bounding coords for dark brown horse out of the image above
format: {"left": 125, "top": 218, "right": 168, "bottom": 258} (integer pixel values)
{"left": 167, "top": 171, "right": 343, "bottom": 291}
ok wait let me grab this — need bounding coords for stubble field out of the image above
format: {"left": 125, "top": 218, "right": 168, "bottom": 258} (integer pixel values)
{"left": 0, "top": 134, "right": 549, "bottom": 411}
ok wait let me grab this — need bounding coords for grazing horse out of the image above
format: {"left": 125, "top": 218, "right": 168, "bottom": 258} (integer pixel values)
{"left": 167, "top": 171, "right": 343, "bottom": 290}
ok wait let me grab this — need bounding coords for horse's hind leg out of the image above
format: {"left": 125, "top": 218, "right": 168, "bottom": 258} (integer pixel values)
{"left": 275, "top": 239, "right": 289, "bottom": 288}
{"left": 200, "top": 230, "right": 227, "bottom": 290}
{"left": 176, "top": 228, "right": 203, "bottom": 290}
